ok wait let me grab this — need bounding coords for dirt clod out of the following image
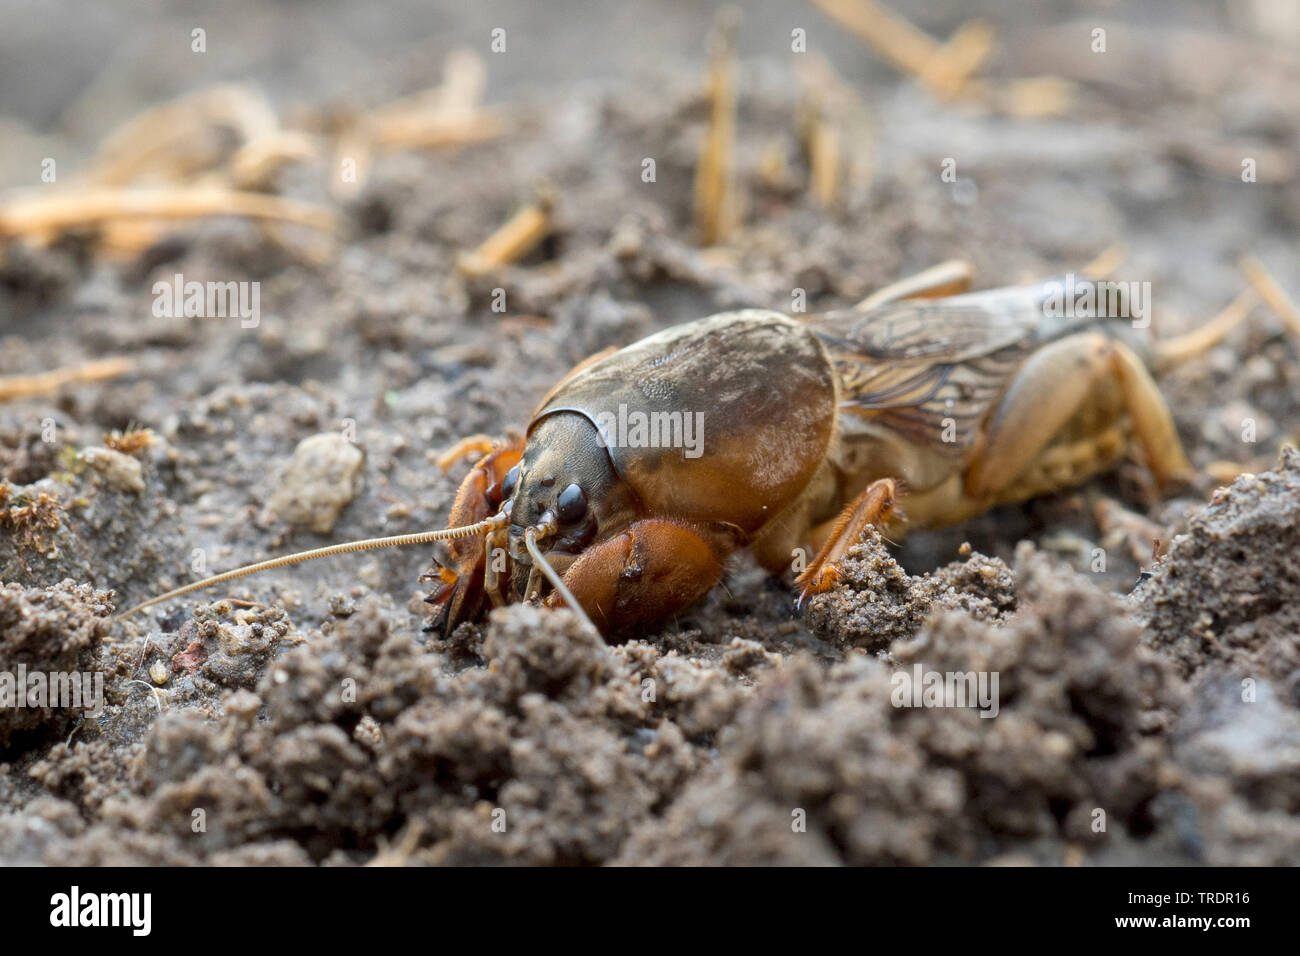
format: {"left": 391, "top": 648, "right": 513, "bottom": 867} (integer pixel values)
{"left": 1135, "top": 446, "right": 1300, "bottom": 690}
{"left": 620, "top": 548, "right": 1182, "bottom": 865}
{"left": 803, "top": 530, "right": 1017, "bottom": 652}
{"left": 79, "top": 446, "right": 145, "bottom": 494}
{"left": 0, "top": 580, "right": 113, "bottom": 748}
{"left": 266, "top": 433, "right": 365, "bottom": 534}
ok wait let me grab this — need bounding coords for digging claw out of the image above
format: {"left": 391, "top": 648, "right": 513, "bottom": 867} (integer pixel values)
{"left": 794, "top": 565, "right": 842, "bottom": 610}
{"left": 421, "top": 563, "right": 458, "bottom": 610}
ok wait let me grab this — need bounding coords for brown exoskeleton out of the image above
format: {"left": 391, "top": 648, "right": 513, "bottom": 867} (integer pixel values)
{"left": 119, "top": 261, "right": 1204, "bottom": 638}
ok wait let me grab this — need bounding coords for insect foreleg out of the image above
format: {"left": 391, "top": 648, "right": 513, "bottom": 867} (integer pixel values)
{"left": 549, "top": 519, "right": 726, "bottom": 635}
{"left": 794, "top": 477, "right": 900, "bottom": 604}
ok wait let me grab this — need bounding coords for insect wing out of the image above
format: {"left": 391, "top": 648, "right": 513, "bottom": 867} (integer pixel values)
{"left": 807, "top": 285, "right": 1061, "bottom": 452}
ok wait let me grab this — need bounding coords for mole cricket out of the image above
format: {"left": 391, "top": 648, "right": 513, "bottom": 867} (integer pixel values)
{"left": 119, "top": 260, "right": 1209, "bottom": 638}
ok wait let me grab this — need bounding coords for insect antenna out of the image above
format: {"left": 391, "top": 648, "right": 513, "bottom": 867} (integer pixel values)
{"left": 524, "top": 525, "right": 597, "bottom": 634}
{"left": 115, "top": 514, "right": 508, "bottom": 623}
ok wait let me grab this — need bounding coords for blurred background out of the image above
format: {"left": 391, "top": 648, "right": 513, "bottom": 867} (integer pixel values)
{"left": 2, "top": 0, "right": 1297, "bottom": 307}
{"left": 3, "top": 1, "right": 1298, "bottom": 126}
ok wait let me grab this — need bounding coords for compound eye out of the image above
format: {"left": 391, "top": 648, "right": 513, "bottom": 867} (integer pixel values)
{"left": 501, "top": 465, "right": 520, "bottom": 500}
{"left": 555, "top": 483, "right": 587, "bottom": 523}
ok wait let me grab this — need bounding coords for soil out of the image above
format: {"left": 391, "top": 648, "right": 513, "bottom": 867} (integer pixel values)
{"left": 1, "top": 0, "right": 1298, "bottom": 865}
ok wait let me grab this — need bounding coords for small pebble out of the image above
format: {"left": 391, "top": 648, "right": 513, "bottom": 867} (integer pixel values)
{"left": 79, "top": 447, "right": 145, "bottom": 494}
{"left": 266, "top": 433, "right": 364, "bottom": 533}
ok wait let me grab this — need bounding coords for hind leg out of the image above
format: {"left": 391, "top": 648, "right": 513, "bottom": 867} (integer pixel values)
{"left": 964, "top": 332, "right": 1191, "bottom": 506}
